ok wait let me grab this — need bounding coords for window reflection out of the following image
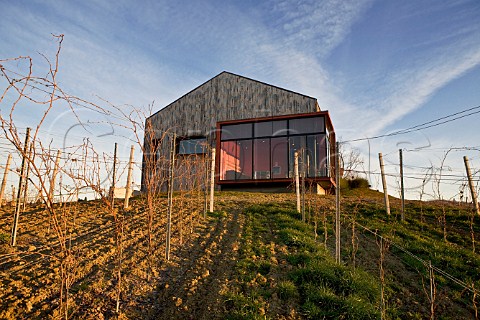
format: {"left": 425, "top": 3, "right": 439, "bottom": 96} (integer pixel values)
{"left": 220, "top": 141, "right": 238, "bottom": 180}
{"left": 178, "top": 138, "right": 206, "bottom": 155}
{"left": 289, "top": 117, "right": 325, "bottom": 135}
{"left": 271, "top": 137, "right": 288, "bottom": 178}
{"left": 254, "top": 122, "right": 272, "bottom": 138}
{"left": 221, "top": 123, "right": 253, "bottom": 140}
{"left": 236, "top": 140, "right": 252, "bottom": 179}
{"left": 305, "top": 135, "right": 328, "bottom": 177}
{"left": 289, "top": 136, "right": 306, "bottom": 178}
{"left": 219, "top": 116, "right": 330, "bottom": 181}
{"left": 253, "top": 139, "right": 270, "bottom": 179}
{"left": 272, "top": 120, "right": 288, "bottom": 136}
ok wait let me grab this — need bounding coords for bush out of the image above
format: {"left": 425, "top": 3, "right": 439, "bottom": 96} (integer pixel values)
{"left": 347, "top": 177, "right": 370, "bottom": 189}
{"left": 340, "top": 177, "right": 370, "bottom": 190}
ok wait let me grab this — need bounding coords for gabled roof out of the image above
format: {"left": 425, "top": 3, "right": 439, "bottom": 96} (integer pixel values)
{"left": 148, "top": 71, "right": 316, "bottom": 119}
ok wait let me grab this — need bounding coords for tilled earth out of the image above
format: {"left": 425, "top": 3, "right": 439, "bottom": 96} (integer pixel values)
{"left": 140, "top": 209, "right": 243, "bottom": 319}
{"left": 2, "top": 192, "right": 478, "bottom": 319}
{"left": 0, "top": 193, "right": 291, "bottom": 319}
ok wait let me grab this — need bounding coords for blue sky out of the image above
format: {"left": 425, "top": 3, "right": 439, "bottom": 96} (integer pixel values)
{"left": 1, "top": 0, "right": 480, "bottom": 199}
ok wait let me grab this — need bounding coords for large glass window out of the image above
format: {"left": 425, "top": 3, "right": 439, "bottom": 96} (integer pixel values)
{"left": 221, "top": 123, "right": 252, "bottom": 140}
{"left": 254, "top": 122, "right": 272, "bottom": 138}
{"left": 219, "top": 115, "right": 329, "bottom": 181}
{"left": 220, "top": 141, "right": 237, "bottom": 180}
{"left": 289, "top": 136, "right": 306, "bottom": 178}
{"left": 272, "top": 120, "right": 288, "bottom": 136}
{"left": 289, "top": 117, "right": 325, "bottom": 135}
{"left": 236, "top": 140, "right": 252, "bottom": 179}
{"left": 254, "top": 120, "right": 288, "bottom": 137}
{"left": 306, "top": 135, "right": 328, "bottom": 177}
{"left": 253, "top": 139, "right": 270, "bottom": 179}
{"left": 271, "top": 137, "right": 288, "bottom": 178}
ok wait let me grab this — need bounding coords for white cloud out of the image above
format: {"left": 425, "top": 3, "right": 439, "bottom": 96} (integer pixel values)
{"left": 214, "top": 0, "right": 370, "bottom": 123}
{"left": 270, "top": 0, "right": 375, "bottom": 57}
{"left": 362, "top": 39, "right": 480, "bottom": 136}
{"left": 3, "top": 0, "right": 480, "bottom": 148}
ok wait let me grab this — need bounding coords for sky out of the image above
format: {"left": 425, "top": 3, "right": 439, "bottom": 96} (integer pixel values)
{"left": 1, "top": 0, "right": 480, "bottom": 200}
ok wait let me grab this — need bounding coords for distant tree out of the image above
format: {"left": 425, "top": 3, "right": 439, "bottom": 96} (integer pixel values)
{"left": 339, "top": 144, "right": 366, "bottom": 180}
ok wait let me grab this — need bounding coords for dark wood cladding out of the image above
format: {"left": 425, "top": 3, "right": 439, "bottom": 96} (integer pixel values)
{"left": 142, "top": 71, "right": 336, "bottom": 192}
{"left": 147, "top": 71, "right": 320, "bottom": 140}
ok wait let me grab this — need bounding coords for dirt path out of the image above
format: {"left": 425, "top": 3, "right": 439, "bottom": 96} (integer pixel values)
{"left": 139, "top": 209, "right": 244, "bottom": 319}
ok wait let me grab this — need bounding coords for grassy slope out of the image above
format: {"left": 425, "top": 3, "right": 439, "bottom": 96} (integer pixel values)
{"left": 218, "top": 189, "right": 480, "bottom": 319}
{"left": 341, "top": 188, "right": 480, "bottom": 318}
{"left": 223, "top": 202, "right": 380, "bottom": 319}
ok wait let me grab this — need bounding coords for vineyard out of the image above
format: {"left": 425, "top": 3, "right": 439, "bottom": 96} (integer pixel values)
{"left": 1, "top": 34, "right": 480, "bottom": 320}
{"left": 1, "top": 189, "right": 479, "bottom": 319}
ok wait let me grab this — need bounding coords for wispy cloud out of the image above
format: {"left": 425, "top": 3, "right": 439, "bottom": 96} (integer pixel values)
{"left": 369, "top": 44, "right": 480, "bottom": 135}
{"left": 2, "top": 0, "right": 479, "bottom": 146}
{"left": 270, "top": 0, "right": 374, "bottom": 58}
{"left": 213, "top": 0, "right": 370, "bottom": 122}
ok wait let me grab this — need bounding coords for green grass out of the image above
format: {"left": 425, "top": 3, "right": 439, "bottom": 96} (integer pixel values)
{"left": 220, "top": 190, "right": 480, "bottom": 319}
{"left": 223, "top": 202, "right": 380, "bottom": 319}
{"left": 277, "top": 280, "right": 298, "bottom": 300}
{"left": 340, "top": 189, "right": 480, "bottom": 318}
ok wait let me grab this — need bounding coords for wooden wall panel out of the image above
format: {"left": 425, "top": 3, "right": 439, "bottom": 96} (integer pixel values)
{"left": 142, "top": 71, "right": 324, "bottom": 191}
{"left": 147, "top": 72, "right": 319, "bottom": 142}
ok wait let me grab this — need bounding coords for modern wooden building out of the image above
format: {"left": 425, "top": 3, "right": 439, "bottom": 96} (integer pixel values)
{"left": 142, "top": 71, "right": 336, "bottom": 193}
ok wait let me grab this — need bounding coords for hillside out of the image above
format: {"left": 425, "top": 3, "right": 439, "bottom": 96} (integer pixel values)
{"left": 1, "top": 190, "right": 479, "bottom": 319}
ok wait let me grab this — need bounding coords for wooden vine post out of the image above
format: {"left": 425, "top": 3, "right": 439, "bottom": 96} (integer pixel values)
{"left": 335, "top": 142, "right": 341, "bottom": 263}
{"left": 124, "top": 145, "right": 134, "bottom": 209}
{"left": 111, "top": 143, "right": 118, "bottom": 208}
{"left": 301, "top": 149, "right": 306, "bottom": 222}
{"left": 464, "top": 156, "right": 480, "bottom": 215}
{"left": 294, "top": 151, "right": 300, "bottom": 213}
{"left": 11, "top": 185, "right": 16, "bottom": 207}
{"left": 399, "top": 149, "right": 405, "bottom": 221}
{"left": 11, "top": 127, "right": 31, "bottom": 246}
{"left": 379, "top": 152, "right": 391, "bottom": 215}
{"left": 166, "top": 133, "right": 176, "bottom": 260}
{"left": 203, "top": 149, "right": 209, "bottom": 218}
{"left": 22, "top": 144, "right": 33, "bottom": 210}
{"left": 0, "top": 154, "right": 12, "bottom": 208}
{"left": 110, "top": 142, "right": 123, "bottom": 314}
{"left": 209, "top": 147, "right": 215, "bottom": 213}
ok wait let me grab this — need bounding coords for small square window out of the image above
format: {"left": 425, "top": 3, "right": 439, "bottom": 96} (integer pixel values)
{"left": 178, "top": 138, "right": 207, "bottom": 155}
